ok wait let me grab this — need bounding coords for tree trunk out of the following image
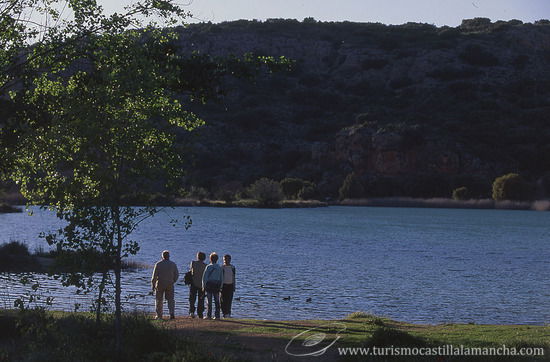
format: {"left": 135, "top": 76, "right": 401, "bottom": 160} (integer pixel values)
{"left": 113, "top": 207, "right": 123, "bottom": 356}
{"left": 95, "top": 271, "right": 107, "bottom": 325}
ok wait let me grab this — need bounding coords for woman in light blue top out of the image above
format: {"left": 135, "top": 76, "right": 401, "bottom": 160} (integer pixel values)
{"left": 202, "top": 252, "right": 224, "bottom": 319}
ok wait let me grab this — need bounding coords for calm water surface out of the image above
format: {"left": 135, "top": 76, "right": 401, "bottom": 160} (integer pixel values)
{"left": 0, "top": 206, "right": 549, "bottom": 324}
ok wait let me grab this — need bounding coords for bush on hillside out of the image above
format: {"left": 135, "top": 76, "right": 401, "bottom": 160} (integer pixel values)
{"left": 460, "top": 18, "right": 492, "bottom": 32}
{"left": 298, "top": 184, "right": 318, "bottom": 200}
{"left": 452, "top": 186, "right": 470, "bottom": 200}
{"left": 492, "top": 173, "right": 533, "bottom": 201}
{"left": 188, "top": 186, "right": 210, "bottom": 200}
{"left": 339, "top": 172, "right": 365, "bottom": 200}
{"left": 280, "top": 178, "right": 317, "bottom": 199}
{"left": 459, "top": 44, "right": 499, "bottom": 67}
{"left": 248, "top": 178, "right": 284, "bottom": 206}
{"left": 280, "top": 178, "right": 305, "bottom": 199}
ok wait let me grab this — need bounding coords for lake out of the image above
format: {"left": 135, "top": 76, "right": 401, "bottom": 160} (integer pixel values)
{"left": 0, "top": 206, "right": 549, "bottom": 324}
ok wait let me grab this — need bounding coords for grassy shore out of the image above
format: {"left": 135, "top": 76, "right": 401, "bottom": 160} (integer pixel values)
{"left": 0, "top": 202, "right": 21, "bottom": 213}
{"left": 0, "top": 241, "right": 148, "bottom": 273}
{"left": 5, "top": 190, "right": 550, "bottom": 210}
{"left": 1, "top": 310, "right": 548, "bottom": 361}
{"left": 340, "top": 198, "right": 550, "bottom": 211}
{"left": 171, "top": 198, "right": 329, "bottom": 208}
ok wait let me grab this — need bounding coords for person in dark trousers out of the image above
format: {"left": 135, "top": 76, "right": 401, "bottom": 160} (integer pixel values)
{"left": 151, "top": 250, "right": 179, "bottom": 320}
{"left": 221, "top": 254, "right": 236, "bottom": 318}
{"left": 188, "top": 251, "right": 207, "bottom": 318}
{"left": 202, "top": 252, "right": 224, "bottom": 319}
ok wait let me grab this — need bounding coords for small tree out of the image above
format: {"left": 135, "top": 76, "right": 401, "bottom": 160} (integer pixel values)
{"left": 12, "top": 26, "right": 198, "bottom": 353}
{"left": 215, "top": 181, "right": 242, "bottom": 203}
{"left": 280, "top": 178, "right": 306, "bottom": 199}
{"left": 492, "top": 173, "right": 532, "bottom": 201}
{"left": 298, "top": 184, "right": 318, "bottom": 200}
{"left": 452, "top": 186, "right": 469, "bottom": 200}
{"left": 248, "top": 178, "right": 284, "bottom": 206}
{"left": 339, "top": 172, "right": 365, "bottom": 200}
{"left": 460, "top": 18, "right": 492, "bottom": 32}
{"left": 188, "top": 186, "right": 210, "bottom": 201}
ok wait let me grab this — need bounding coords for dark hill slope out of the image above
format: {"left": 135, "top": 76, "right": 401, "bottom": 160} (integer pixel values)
{"left": 175, "top": 19, "right": 550, "bottom": 198}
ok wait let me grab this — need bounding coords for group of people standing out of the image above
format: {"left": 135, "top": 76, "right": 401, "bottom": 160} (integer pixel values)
{"left": 150, "top": 250, "right": 236, "bottom": 320}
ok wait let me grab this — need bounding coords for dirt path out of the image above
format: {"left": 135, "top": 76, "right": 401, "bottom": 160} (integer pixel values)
{"left": 155, "top": 316, "right": 345, "bottom": 361}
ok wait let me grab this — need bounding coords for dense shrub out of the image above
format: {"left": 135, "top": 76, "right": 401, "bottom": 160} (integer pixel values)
{"left": 492, "top": 173, "right": 533, "bottom": 201}
{"left": 451, "top": 175, "right": 491, "bottom": 198}
{"left": 298, "top": 184, "right": 318, "bottom": 200}
{"left": 188, "top": 186, "right": 210, "bottom": 200}
{"left": 512, "top": 55, "right": 530, "bottom": 70}
{"left": 506, "top": 19, "right": 524, "bottom": 26}
{"left": 365, "top": 327, "right": 431, "bottom": 348}
{"left": 360, "top": 58, "right": 388, "bottom": 70}
{"left": 0, "top": 241, "right": 30, "bottom": 257}
{"left": 389, "top": 76, "right": 415, "bottom": 89}
{"left": 1, "top": 311, "right": 217, "bottom": 362}
{"left": 0, "top": 203, "right": 21, "bottom": 213}
{"left": 214, "top": 182, "right": 242, "bottom": 203}
{"left": 364, "top": 177, "right": 400, "bottom": 197}
{"left": 447, "top": 81, "right": 477, "bottom": 100}
{"left": 0, "top": 241, "right": 33, "bottom": 272}
{"left": 427, "top": 66, "right": 480, "bottom": 81}
{"left": 338, "top": 172, "right": 365, "bottom": 200}
{"left": 280, "top": 178, "right": 305, "bottom": 199}
{"left": 459, "top": 44, "right": 499, "bottom": 67}
{"left": 460, "top": 18, "right": 492, "bottom": 32}
{"left": 280, "top": 178, "right": 316, "bottom": 199}
{"left": 402, "top": 175, "right": 450, "bottom": 198}
{"left": 452, "top": 186, "right": 470, "bottom": 200}
{"left": 248, "top": 178, "right": 284, "bottom": 206}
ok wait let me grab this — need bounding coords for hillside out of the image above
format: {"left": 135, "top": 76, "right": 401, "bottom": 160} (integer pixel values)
{"left": 172, "top": 18, "right": 550, "bottom": 200}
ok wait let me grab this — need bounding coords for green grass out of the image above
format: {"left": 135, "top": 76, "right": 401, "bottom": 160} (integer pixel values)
{"left": 178, "top": 314, "right": 550, "bottom": 361}
{"left": 0, "top": 310, "right": 228, "bottom": 362}
{"left": 1, "top": 310, "right": 548, "bottom": 361}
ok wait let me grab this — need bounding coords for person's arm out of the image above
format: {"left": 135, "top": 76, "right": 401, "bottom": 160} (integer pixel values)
{"left": 151, "top": 263, "right": 158, "bottom": 291}
{"left": 174, "top": 263, "right": 179, "bottom": 284}
{"left": 232, "top": 266, "right": 236, "bottom": 291}
{"left": 202, "top": 265, "right": 209, "bottom": 290}
{"left": 220, "top": 266, "right": 225, "bottom": 292}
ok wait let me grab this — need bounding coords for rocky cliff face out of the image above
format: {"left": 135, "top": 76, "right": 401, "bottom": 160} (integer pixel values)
{"left": 174, "top": 19, "right": 550, "bottom": 198}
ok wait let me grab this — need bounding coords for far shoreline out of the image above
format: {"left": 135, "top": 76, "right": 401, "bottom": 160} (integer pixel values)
{"left": 3, "top": 195, "right": 549, "bottom": 212}
{"left": 337, "top": 197, "right": 550, "bottom": 211}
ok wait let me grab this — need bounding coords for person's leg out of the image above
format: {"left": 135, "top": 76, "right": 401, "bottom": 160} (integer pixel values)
{"left": 155, "top": 286, "right": 164, "bottom": 319}
{"left": 189, "top": 285, "right": 197, "bottom": 315}
{"left": 226, "top": 286, "right": 234, "bottom": 317}
{"left": 206, "top": 291, "right": 213, "bottom": 318}
{"left": 213, "top": 291, "right": 221, "bottom": 319}
{"left": 197, "top": 289, "right": 205, "bottom": 318}
{"left": 166, "top": 284, "right": 175, "bottom": 318}
{"left": 220, "top": 284, "right": 229, "bottom": 317}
